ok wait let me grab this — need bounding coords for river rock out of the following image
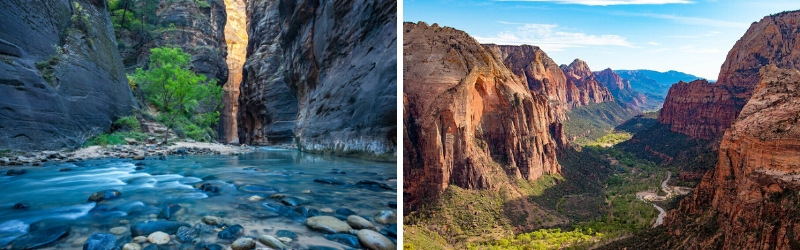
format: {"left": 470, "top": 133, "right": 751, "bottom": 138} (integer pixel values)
{"left": 355, "top": 180, "right": 394, "bottom": 191}
{"left": 5, "top": 169, "right": 26, "bottom": 176}
{"left": 147, "top": 231, "right": 170, "bottom": 245}
{"left": 88, "top": 189, "right": 122, "bottom": 202}
{"left": 12, "top": 202, "right": 28, "bottom": 209}
{"left": 194, "top": 182, "right": 219, "bottom": 193}
{"left": 157, "top": 204, "right": 182, "bottom": 220}
{"left": 278, "top": 237, "right": 292, "bottom": 243}
{"left": 6, "top": 225, "right": 70, "bottom": 249}
{"left": 201, "top": 215, "right": 226, "bottom": 226}
{"left": 231, "top": 238, "right": 255, "bottom": 250}
{"left": 346, "top": 215, "right": 376, "bottom": 230}
{"left": 109, "top": 226, "right": 128, "bottom": 235}
{"left": 357, "top": 229, "right": 395, "bottom": 250}
{"left": 306, "top": 216, "right": 353, "bottom": 234}
{"left": 380, "top": 224, "right": 397, "bottom": 238}
{"left": 324, "top": 233, "right": 361, "bottom": 248}
{"left": 176, "top": 226, "right": 197, "bottom": 243}
{"left": 280, "top": 196, "right": 304, "bottom": 207}
{"left": 195, "top": 242, "right": 224, "bottom": 250}
{"left": 83, "top": 233, "right": 116, "bottom": 250}
{"left": 130, "top": 220, "right": 189, "bottom": 236}
{"left": 313, "top": 179, "right": 345, "bottom": 185}
{"left": 247, "top": 195, "right": 264, "bottom": 202}
{"left": 217, "top": 224, "right": 244, "bottom": 239}
{"left": 257, "top": 235, "right": 287, "bottom": 250}
{"left": 373, "top": 210, "right": 396, "bottom": 224}
{"left": 122, "top": 243, "right": 142, "bottom": 250}
{"left": 133, "top": 236, "right": 147, "bottom": 243}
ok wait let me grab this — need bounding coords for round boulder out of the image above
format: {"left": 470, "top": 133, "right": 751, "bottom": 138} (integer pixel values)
{"left": 147, "top": 231, "right": 170, "bottom": 245}
{"left": 346, "top": 215, "right": 376, "bottom": 230}
{"left": 306, "top": 216, "right": 353, "bottom": 234}
{"left": 357, "top": 229, "right": 395, "bottom": 250}
{"left": 231, "top": 238, "right": 255, "bottom": 250}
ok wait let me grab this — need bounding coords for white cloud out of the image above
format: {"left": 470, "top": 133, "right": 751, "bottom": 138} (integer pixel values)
{"left": 495, "top": 0, "right": 692, "bottom": 6}
{"left": 647, "top": 41, "right": 661, "bottom": 45}
{"left": 474, "top": 23, "right": 634, "bottom": 52}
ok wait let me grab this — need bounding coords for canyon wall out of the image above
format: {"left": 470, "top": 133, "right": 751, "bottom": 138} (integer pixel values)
{"left": 403, "top": 22, "right": 563, "bottom": 209}
{"left": 219, "top": 0, "right": 248, "bottom": 144}
{"left": 658, "top": 10, "right": 800, "bottom": 140}
{"left": 665, "top": 65, "right": 800, "bottom": 249}
{"left": 560, "top": 59, "right": 615, "bottom": 107}
{"left": 594, "top": 68, "right": 651, "bottom": 110}
{"left": 0, "top": 0, "right": 135, "bottom": 150}
{"left": 239, "top": 0, "right": 397, "bottom": 159}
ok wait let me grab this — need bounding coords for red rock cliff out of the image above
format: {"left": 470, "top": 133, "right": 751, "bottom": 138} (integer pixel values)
{"left": 403, "top": 22, "right": 563, "bottom": 210}
{"left": 659, "top": 10, "right": 800, "bottom": 139}
{"left": 561, "top": 59, "right": 615, "bottom": 108}
{"left": 665, "top": 65, "right": 800, "bottom": 249}
{"left": 594, "top": 68, "right": 650, "bottom": 109}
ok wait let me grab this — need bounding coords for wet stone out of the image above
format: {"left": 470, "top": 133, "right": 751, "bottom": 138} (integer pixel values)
{"left": 217, "top": 224, "right": 244, "bottom": 239}
{"left": 324, "top": 233, "right": 361, "bottom": 248}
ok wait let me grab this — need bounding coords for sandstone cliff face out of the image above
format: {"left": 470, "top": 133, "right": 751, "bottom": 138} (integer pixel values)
{"left": 484, "top": 44, "right": 569, "bottom": 121}
{"left": 0, "top": 0, "right": 135, "bottom": 150}
{"left": 659, "top": 10, "right": 800, "bottom": 139}
{"left": 665, "top": 65, "right": 800, "bottom": 249}
{"left": 239, "top": 0, "right": 397, "bottom": 159}
{"left": 219, "top": 0, "right": 247, "bottom": 144}
{"left": 594, "top": 68, "right": 651, "bottom": 110}
{"left": 561, "top": 59, "right": 615, "bottom": 108}
{"left": 404, "top": 22, "right": 562, "bottom": 209}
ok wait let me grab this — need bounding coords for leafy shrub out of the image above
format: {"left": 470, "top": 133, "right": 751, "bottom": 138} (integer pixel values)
{"left": 113, "top": 115, "right": 140, "bottom": 132}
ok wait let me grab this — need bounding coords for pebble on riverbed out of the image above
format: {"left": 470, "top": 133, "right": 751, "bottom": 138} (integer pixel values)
{"left": 147, "top": 231, "right": 170, "bottom": 245}
{"left": 231, "top": 237, "right": 256, "bottom": 250}
{"left": 257, "top": 235, "right": 288, "bottom": 250}
{"left": 373, "top": 210, "right": 396, "bottom": 224}
{"left": 357, "top": 229, "right": 396, "bottom": 250}
{"left": 306, "top": 216, "right": 353, "bottom": 234}
{"left": 347, "top": 215, "right": 376, "bottom": 230}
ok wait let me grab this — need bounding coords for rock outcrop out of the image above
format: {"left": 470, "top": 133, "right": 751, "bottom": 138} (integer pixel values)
{"left": 403, "top": 22, "right": 562, "bottom": 209}
{"left": 484, "top": 44, "right": 569, "bottom": 121}
{"left": 219, "top": 0, "right": 248, "bottom": 144}
{"left": 239, "top": 0, "right": 397, "bottom": 159}
{"left": 665, "top": 65, "right": 800, "bottom": 249}
{"left": 594, "top": 68, "right": 651, "bottom": 110}
{"left": 658, "top": 10, "right": 800, "bottom": 139}
{"left": 560, "top": 59, "right": 615, "bottom": 108}
{"left": 0, "top": 0, "right": 135, "bottom": 150}
{"left": 118, "top": 0, "right": 229, "bottom": 83}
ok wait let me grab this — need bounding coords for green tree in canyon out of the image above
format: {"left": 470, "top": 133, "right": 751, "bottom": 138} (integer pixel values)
{"left": 131, "top": 47, "right": 221, "bottom": 144}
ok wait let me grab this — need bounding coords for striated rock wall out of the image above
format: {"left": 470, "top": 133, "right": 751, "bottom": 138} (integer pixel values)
{"left": 560, "top": 59, "right": 615, "bottom": 108}
{"left": 0, "top": 0, "right": 136, "bottom": 150}
{"left": 219, "top": 0, "right": 248, "bottom": 144}
{"left": 239, "top": 0, "right": 397, "bottom": 159}
{"left": 403, "top": 22, "right": 562, "bottom": 210}
{"left": 659, "top": 10, "right": 800, "bottom": 139}
{"left": 484, "top": 44, "right": 569, "bottom": 121}
{"left": 665, "top": 65, "right": 800, "bottom": 249}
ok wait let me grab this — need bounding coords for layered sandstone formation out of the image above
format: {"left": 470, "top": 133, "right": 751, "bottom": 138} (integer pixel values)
{"left": 665, "top": 65, "right": 800, "bottom": 249}
{"left": 594, "top": 68, "right": 651, "bottom": 109}
{"left": 219, "top": 0, "right": 248, "bottom": 144}
{"left": 0, "top": 0, "right": 135, "bottom": 150}
{"left": 484, "top": 44, "right": 569, "bottom": 121}
{"left": 658, "top": 10, "right": 800, "bottom": 139}
{"left": 404, "top": 22, "right": 562, "bottom": 209}
{"left": 239, "top": 0, "right": 397, "bottom": 158}
{"left": 561, "top": 59, "right": 614, "bottom": 107}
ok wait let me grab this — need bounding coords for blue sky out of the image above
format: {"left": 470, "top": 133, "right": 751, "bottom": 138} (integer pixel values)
{"left": 404, "top": 0, "right": 800, "bottom": 80}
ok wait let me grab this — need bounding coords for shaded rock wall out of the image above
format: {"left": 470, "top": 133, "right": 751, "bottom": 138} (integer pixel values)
{"left": 665, "top": 65, "right": 800, "bottom": 249}
{"left": 658, "top": 10, "right": 800, "bottom": 139}
{"left": 239, "top": 0, "right": 397, "bottom": 159}
{"left": 594, "top": 68, "right": 652, "bottom": 110}
{"left": 0, "top": 0, "right": 135, "bottom": 150}
{"left": 403, "top": 22, "right": 562, "bottom": 210}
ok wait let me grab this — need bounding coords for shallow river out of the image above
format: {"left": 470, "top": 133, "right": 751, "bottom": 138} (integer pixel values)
{"left": 0, "top": 148, "right": 397, "bottom": 249}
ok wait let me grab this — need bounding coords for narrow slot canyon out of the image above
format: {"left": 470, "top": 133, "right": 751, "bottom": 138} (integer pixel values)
{"left": 220, "top": 0, "right": 248, "bottom": 144}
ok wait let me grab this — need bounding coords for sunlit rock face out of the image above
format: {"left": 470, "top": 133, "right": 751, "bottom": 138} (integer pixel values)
{"left": 0, "top": 0, "right": 135, "bottom": 150}
{"left": 665, "top": 65, "right": 800, "bottom": 249}
{"left": 219, "top": 0, "right": 248, "bottom": 144}
{"left": 238, "top": 0, "right": 397, "bottom": 160}
{"left": 659, "top": 10, "right": 800, "bottom": 140}
{"left": 403, "top": 22, "right": 563, "bottom": 210}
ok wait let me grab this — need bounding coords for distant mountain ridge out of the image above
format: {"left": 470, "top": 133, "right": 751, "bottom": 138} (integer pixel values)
{"left": 614, "top": 70, "right": 702, "bottom": 99}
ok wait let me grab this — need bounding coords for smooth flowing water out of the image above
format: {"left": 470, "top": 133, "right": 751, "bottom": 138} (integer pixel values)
{"left": 0, "top": 148, "right": 397, "bottom": 249}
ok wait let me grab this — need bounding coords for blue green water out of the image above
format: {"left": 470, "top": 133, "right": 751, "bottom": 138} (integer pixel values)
{"left": 0, "top": 148, "right": 397, "bottom": 249}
